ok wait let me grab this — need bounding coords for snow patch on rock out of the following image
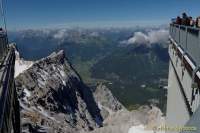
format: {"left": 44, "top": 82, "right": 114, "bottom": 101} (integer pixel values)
{"left": 128, "top": 125, "right": 153, "bottom": 133}
{"left": 24, "top": 88, "right": 31, "bottom": 97}
{"left": 15, "top": 50, "right": 33, "bottom": 77}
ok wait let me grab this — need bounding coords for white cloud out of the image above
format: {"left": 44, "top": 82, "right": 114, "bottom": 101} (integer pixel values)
{"left": 127, "top": 32, "right": 149, "bottom": 44}
{"left": 124, "top": 29, "right": 169, "bottom": 45}
{"left": 53, "top": 29, "right": 68, "bottom": 39}
{"left": 148, "top": 29, "right": 169, "bottom": 44}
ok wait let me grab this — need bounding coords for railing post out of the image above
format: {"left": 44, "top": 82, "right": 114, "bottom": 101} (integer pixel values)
{"left": 173, "top": 25, "right": 175, "bottom": 39}
{"left": 198, "top": 30, "right": 200, "bottom": 67}
{"left": 186, "top": 27, "right": 188, "bottom": 51}
{"left": 0, "top": 37, "right": 3, "bottom": 60}
{"left": 171, "top": 25, "right": 173, "bottom": 38}
{"left": 178, "top": 25, "right": 181, "bottom": 45}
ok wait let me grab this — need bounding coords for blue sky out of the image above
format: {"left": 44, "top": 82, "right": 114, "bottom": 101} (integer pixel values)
{"left": 3, "top": 0, "right": 200, "bottom": 29}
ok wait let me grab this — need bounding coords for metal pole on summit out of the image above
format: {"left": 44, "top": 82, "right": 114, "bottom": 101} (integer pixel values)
{"left": 0, "top": 0, "right": 8, "bottom": 51}
{"left": 0, "top": 0, "right": 7, "bottom": 34}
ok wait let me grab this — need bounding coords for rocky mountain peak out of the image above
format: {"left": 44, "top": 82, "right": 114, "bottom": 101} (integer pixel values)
{"left": 15, "top": 50, "right": 103, "bottom": 133}
{"left": 15, "top": 49, "right": 164, "bottom": 133}
{"left": 34, "top": 50, "right": 67, "bottom": 68}
{"left": 45, "top": 50, "right": 65, "bottom": 63}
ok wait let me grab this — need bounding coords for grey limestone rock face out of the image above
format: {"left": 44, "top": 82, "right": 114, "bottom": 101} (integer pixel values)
{"left": 93, "top": 83, "right": 124, "bottom": 120}
{"left": 15, "top": 50, "right": 103, "bottom": 133}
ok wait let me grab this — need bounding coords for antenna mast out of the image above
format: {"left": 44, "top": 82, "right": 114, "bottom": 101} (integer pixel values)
{"left": 0, "top": 0, "right": 7, "bottom": 33}
{"left": 0, "top": 0, "right": 8, "bottom": 45}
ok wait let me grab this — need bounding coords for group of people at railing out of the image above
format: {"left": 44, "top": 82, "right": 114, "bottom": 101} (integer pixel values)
{"left": 172, "top": 12, "right": 200, "bottom": 28}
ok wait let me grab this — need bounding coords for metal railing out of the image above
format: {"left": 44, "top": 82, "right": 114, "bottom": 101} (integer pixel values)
{"left": 170, "top": 24, "right": 200, "bottom": 66}
{"left": 0, "top": 33, "right": 8, "bottom": 63}
{"left": 0, "top": 47, "right": 21, "bottom": 133}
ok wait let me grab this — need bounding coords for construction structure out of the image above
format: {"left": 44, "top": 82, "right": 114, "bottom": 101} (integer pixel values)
{"left": 0, "top": 32, "right": 20, "bottom": 133}
{"left": 167, "top": 23, "right": 200, "bottom": 133}
{"left": 0, "top": 0, "right": 21, "bottom": 132}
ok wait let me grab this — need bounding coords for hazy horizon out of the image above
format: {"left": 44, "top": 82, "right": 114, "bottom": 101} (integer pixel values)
{"left": 4, "top": 0, "right": 200, "bottom": 30}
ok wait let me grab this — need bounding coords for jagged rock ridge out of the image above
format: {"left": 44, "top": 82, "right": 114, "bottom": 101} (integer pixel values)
{"left": 15, "top": 50, "right": 104, "bottom": 133}
{"left": 15, "top": 49, "right": 165, "bottom": 133}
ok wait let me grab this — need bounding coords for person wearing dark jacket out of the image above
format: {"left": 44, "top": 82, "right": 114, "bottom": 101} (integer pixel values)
{"left": 189, "top": 17, "right": 194, "bottom": 27}
{"left": 182, "top": 12, "right": 188, "bottom": 25}
{"left": 176, "top": 16, "right": 181, "bottom": 25}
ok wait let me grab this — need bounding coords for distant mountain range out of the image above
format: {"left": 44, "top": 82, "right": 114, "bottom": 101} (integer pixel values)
{"left": 91, "top": 44, "right": 169, "bottom": 110}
